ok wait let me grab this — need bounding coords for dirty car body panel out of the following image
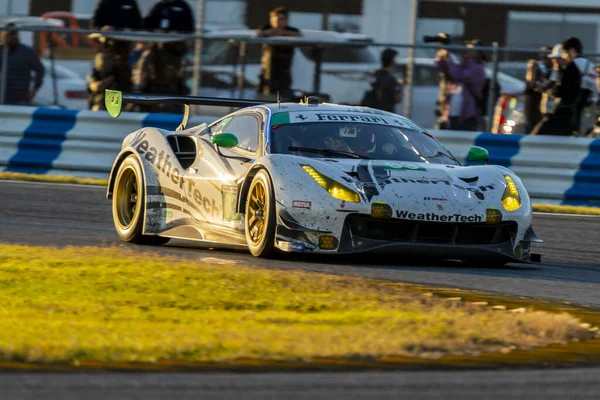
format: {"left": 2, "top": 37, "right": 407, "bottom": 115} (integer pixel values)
{"left": 107, "top": 97, "right": 540, "bottom": 262}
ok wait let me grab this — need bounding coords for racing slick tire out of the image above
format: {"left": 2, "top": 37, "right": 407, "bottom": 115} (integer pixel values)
{"left": 245, "top": 170, "right": 276, "bottom": 257}
{"left": 112, "top": 154, "right": 170, "bottom": 246}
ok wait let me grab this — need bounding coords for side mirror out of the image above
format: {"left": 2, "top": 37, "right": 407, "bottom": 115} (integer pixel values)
{"left": 467, "top": 146, "right": 489, "bottom": 164}
{"left": 211, "top": 133, "right": 238, "bottom": 148}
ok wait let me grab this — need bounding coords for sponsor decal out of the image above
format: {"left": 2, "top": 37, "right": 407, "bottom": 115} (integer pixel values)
{"left": 396, "top": 210, "right": 483, "bottom": 223}
{"left": 384, "top": 161, "right": 426, "bottom": 171}
{"left": 340, "top": 200, "right": 346, "bottom": 209}
{"left": 376, "top": 176, "right": 496, "bottom": 193}
{"left": 437, "top": 204, "right": 444, "bottom": 211}
{"left": 130, "top": 131, "right": 220, "bottom": 218}
{"left": 291, "top": 242, "right": 305, "bottom": 252}
{"left": 292, "top": 200, "right": 312, "bottom": 210}
{"left": 295, "top": 114, "right": 307, "bottom": 121}
{"left": 424, "top": 197, "right": 448, "bottom": 201}
{"left": 222, "top": 185, "right": 241, "bottom": 222}
{"left": 476, "top": 192, "right": 485, "bottom": 200}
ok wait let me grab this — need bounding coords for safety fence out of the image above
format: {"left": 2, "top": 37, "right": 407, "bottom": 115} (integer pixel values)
{"left": 0, "top": 106, "right": 598, "bottom": 206}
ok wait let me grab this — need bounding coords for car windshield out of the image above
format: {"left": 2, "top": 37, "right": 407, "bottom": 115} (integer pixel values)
{"left": 270, "top": 121, "right": 460, "bottom": 165}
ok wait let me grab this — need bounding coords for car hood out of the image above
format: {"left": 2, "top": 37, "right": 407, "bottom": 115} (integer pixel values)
{"left": 307, "top": 157, "right": 508, "bottom": 217}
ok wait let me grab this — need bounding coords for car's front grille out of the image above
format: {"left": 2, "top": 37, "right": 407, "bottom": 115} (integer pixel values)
{"left": 347, "top": 215, "right": 517, "bottom": 246}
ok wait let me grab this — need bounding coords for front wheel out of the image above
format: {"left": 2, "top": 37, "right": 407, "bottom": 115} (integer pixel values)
{"left": 245, "top": 170, "right": 276, "bottom": 257}
{"left": 112, "top": 154, "right": 170, "bottom": 246}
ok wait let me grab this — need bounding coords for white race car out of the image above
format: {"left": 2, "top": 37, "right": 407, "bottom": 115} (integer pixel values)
{"left": 106, "top": 91, "right": 542, "bottom": 265}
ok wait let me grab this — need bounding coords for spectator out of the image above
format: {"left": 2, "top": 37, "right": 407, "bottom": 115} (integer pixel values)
{"left": 532, "top": 37, "right": 596, "bottom": 135}
{"left": 91, "top": 0, "right": 142, "bottom": 31}
{"left": 0, "top": 23, "right": 45, "bottom": 105}
{"left": 143, "top": 0, "right": 194, "bottom": 33}
{"left": 361, "top": 48, "right": 403, "bottom": 112}
{"left": 257, "top": 6, "right": 302, "bottom": 99}
{"left": 524, "top": 46, "right": 553, "bottom": 133}
{"left": 137, "top": 0, "right": 194, "bottom": 102}
{"left": 436, "top": 40, "right": 486, "bottom": 131}
{"left": 88, "top": 0, "right": 142, "bottom": 111}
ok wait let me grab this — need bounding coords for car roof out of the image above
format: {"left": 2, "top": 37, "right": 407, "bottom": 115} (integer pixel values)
{"left": 246, "top": 102, "right": 410, "bottom": 120}
{"left": 204, "top": 29, "right": 372, "bottom": 43}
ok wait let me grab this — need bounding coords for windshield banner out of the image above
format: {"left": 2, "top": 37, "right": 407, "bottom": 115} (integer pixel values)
{"left": 271, "top": 111, "right": 422, "bottom": 130}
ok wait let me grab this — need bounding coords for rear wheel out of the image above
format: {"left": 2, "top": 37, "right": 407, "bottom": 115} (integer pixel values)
{"left": 112, "top": 155, "right": 170, "bottom": 246}
{"left": 245, "top": 170, "right": 276, "bottom": 257}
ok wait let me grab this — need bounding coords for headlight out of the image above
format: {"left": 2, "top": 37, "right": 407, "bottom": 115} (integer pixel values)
{"left": 502, "top": 175, "right": 521, "bottom": 212}
{"left": 301, "top": 165, "right": 361, "bottom": 203}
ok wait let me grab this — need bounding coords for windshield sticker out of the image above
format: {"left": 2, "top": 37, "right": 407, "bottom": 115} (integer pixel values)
{"left": 270, "top": 112, "right": 291, "bottom": 126}
{"left": 267, "top": 111, "right": 414, "bottom": 128}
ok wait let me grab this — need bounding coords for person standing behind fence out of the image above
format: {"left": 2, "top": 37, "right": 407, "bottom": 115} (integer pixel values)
{"left": 0, "top": 23, "right": 45, "bottom": 106}
{"left": 138, "top": 0, "right": 194, "bottom": 102}
{"left": 361, "top": 48, "right": 403, "bottom": 112}
{"left": 524, "top": 46, "right": 553, "bottom": 133}
{"left": 88, "top": 0, "right": 142, "bottom": 111}
{"left": 436, "top": 40, "right": 486, "bottom": 131}
{"left": 532, "top": 37, "right": 596, "bottom": 136}
{"left": 257, "top": 7, "right": 302, "bottom": 100}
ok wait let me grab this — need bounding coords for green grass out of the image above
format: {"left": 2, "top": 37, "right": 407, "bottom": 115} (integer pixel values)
{"left": 0, "top": 172, "right": 107, "bottom": 186}
{"left": 532, "top": 204, "right": 600, "bottom": 215}
{"left": 0, "top": 244, "right": 594, "bottom": 365}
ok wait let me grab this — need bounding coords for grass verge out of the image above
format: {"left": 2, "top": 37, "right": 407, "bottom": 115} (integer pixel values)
{"left": 2, "top": 172, "right": 600, "bottom": 215}
{"left": 532, "top": 203, "right": 600, "bottom": 215}
{"left": 0, "top": 171, "right": 107, "bottom": 186}
{"left": 0, "top": 244, "right": 595, "bottom": 366}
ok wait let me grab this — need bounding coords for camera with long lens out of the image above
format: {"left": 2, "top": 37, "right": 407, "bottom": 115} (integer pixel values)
{"left": 423, "top": 33, "right": 451, "bottom": 46}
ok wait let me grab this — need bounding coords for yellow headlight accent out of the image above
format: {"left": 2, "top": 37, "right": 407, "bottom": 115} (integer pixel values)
{"left": 319, "top": 235, "right": 338, "bottom": 250}
{"left": 502, "top": 175, "right": 521, "bottom": 212}
{"left": 302, "top": 165, "right": 361, "bottom": 203}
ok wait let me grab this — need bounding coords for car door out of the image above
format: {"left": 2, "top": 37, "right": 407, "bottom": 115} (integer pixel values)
{"left": 184, "top": 112, "right": 263, "bottom": 234}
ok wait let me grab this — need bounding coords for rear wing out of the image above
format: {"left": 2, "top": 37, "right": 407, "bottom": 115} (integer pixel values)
{"left": 105, "top": 90, "right": 267, "bottom": 131}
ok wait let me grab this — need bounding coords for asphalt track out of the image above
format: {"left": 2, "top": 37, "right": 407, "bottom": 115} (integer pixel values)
{"left": 1, "top": 180, "right": 600, "bottom": 399}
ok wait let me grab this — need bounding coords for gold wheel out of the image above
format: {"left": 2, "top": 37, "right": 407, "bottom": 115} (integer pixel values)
{"left": 115, "top": 166, "right": 139, "bottom": 229}
{"left": 247, "top": 179, "right": 267, "bottom": 245}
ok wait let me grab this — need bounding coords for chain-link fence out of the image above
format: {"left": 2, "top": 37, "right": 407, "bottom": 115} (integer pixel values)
{"left": 1, "top": 24, "right": 599, "bottom": 135}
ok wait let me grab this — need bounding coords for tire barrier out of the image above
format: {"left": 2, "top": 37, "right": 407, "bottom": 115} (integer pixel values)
{"left": 433, "top": 130, "right": 600, "bottom": 206}
{"left": 0, "top": 106, "right": 214, "bottom": 178}
{"left": 0, "top": 106, "right": 598, "bottom": 206}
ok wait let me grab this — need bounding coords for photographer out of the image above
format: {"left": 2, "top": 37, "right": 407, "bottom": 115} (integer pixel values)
{"left": 532, "top": 37, "right": 596, "bottom": 136}
{"left": 435, "top": 40, "right": 486, "bottom": 131}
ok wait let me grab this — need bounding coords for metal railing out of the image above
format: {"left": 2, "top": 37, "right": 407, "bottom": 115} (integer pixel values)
{"left": 1, "top": 25, "right": 599, "bottom": 132}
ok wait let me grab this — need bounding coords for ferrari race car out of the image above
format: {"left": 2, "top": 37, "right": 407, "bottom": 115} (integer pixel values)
{"left": 105, "top": 90, "right": 542, "bottom": 264}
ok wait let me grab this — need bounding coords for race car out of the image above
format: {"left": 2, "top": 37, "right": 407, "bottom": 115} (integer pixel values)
{"left": 105, "top": 90, "right": 542, "bottom": 264}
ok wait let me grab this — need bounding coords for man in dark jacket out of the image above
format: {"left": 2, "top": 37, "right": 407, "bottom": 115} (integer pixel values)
{"left": 92, "top": 0, "right": 142, "bottom": 31}
{"left": 89, "top": 0, "right": 142, "bottom": 110}
{"left": 257, "top": 7, "right": 301, "bottom": 99}
{"left": 143, "top": 0, "right": 194, "bottom": 33}
{"left": 138, "top": 0, "right": 194, "bottom": 101}
{"left": 0, "top": 24, "right": 45, "bottom": 105}
{"left": 532, "top": 37, "right": 596, "bottom": 135}
{"left": 362, "top": 48, "right": 403, "bottom": 112}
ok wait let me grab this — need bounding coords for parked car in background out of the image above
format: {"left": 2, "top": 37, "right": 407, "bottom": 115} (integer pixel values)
{"left": 33, "top": 59, "right": 88, "bottom": 110}
{"left": 186, "top": 29, "right": 378, "bottom": 109}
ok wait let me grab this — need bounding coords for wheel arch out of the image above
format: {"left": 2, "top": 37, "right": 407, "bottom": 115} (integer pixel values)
{"left": 107, "top": 149, "right": 146, "bottom": 199}
{"left": 236, "top": 162, "right": 281, "bottom": 214}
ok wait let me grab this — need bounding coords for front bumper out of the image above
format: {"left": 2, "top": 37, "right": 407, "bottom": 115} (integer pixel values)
{"left": 276, "top": 212, "right": 533, "bottom": 263}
